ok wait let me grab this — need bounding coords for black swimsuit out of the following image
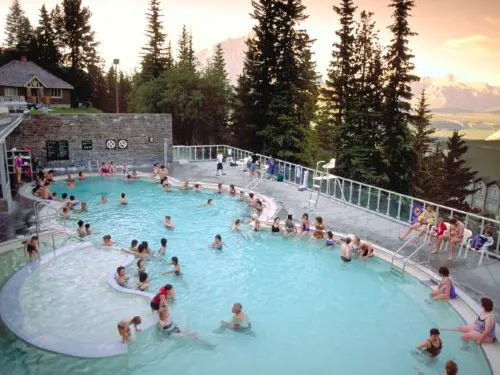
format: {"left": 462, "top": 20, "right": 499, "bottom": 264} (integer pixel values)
{"left": 271, "top": 224, "right": 280, "bottom": 233}
{"left": 425, "top": 339, "right": 442, "bottom": 357}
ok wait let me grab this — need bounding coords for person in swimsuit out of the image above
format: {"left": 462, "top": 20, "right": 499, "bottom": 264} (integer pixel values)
{"left": 431, "top": 266, "right": 457, "bottom": 300}
{"left": 109, "top": 162, "right": 116, "bottom": 175}
{"left": 228, "top": 184, "right": 236, "bottom": 195}
{"left": 296, "top": 214, "right": 310, "bottom": 239}
{"left": 239, "top": 190, "right": 245, "bottom": 201}
{"left": 399, "top": 205, "right": 436, "bottom": 241}
{"left": 101, "top": 195, "right": 107, "bottom": 204}
{"left": 24, "top": 236, "right": 40, "bottom": 260}
{"left": 69, "top": 195, "right": 79, "bottom": 208}
{"left": 100, "top": 163, "right": 109, "bottom": 177}
{"left": 119, "top": 193, "right": 128, "bottom": 204}
{"left": 284, "top": 215, "right": 296, "bottom": 237}
{"left": 77, "top": 220, "right": 86, "bottom": 237}
{"left": 78, "top": 171, "right": 85, "bottom": 180}
{"left": 180, "top": 180, "right": 189, "bottom": 191}
{"left": 85, "top": 223, "right": 91, "bottom": 235}
{"left": 124, "top": 174, "right": 134, "bottom": 182}
{"left": 323, "top": 231, "right": 339, "bottom": 248}
{"left": 164, "top": 216, "right": 174, "bottom": 228}
{"left": 309, "top": 216, "right": 326, "bottom": 242}
{"left": 269, "top": 217, "right": 281, "bottom": 233}
{"left": 39, "top": 184, "right": 50, "bottom": 199}
{"left": 251, "top": 200, "right": 263, "bottom": 221}
{"left": 81, "top": 202, "right": 88, "bottom": 212}
{"left": 15, "top": 153, "right": 23, "bottom": 184}
{"left": 137, "top": 259, "right": 146, "bottom": 274}
{"left": 441, "top": 360, "right": 458, "bottom": 375}
{"left": 61, "top": 193, "right": 68, "bottom": 203}
{"left": 141, "top": 241, "right": 152, "bottom": 255}
{"left": 151, "top": 163, "right": 159, "bottom": 178}
{"left": 454, "top": 297, "right": 496, "bottom": 344}
{"left": 193, "top": 183, "right": 202, "bottom": 191}
{"left": 150, "top": 284, "right": 175, "bottom": 311}
{"left": 211, "top": 234, "right": 226, "bottom": 250}
{"left": 341, "top": 237, "right": 352, "bottom": 262}
{"left": 62, "top": 206, "right": 70, "bottom": 220}
{"left": 116, "top": 266, "right": 127, "bottom": 287}
{"left": 433, "top": 218, "right": 464, "bottom": 261}
{"left": 248, "top": 193, "right": 256, "bottom": 207}
{"left": 416, "top": 328, "right": 442, "bottom": 357}
{"left": 159, "top": 238, "right": 167, "bottom": 255}
{"left": 253, "top": 219, "right": 262, "bottom": 232}
{"left": 138, "top": 272, "right": 149, "bottom": 291}
{"left": 159, "top": 165, "right": 168, "bottom": 184}
{"left": 216, "top": 183, "right": 223, "bottom": 194}
{"left": 102, "top": 235, "right": 114, "bottom": 246}
{"left": 358, "top": 243, "right": 374, "bottom": 260}
{"left": 162, "top": 256, "right": 182, "bottom": 276}
{"left": 51, "top": 192, "right": 58, "bottom": 201}
{"left": 232, "top": 219, "right": 242, "bottom": 231}
{"left": 220, "top": 303, "right": 251, "bottom": 331}
{"left": 117, "top": 316, "right": 141, "bottom": 344}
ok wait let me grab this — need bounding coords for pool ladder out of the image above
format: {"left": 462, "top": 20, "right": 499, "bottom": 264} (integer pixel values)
{"left": 390, "top": 238, "right": 432, "bottom": 278}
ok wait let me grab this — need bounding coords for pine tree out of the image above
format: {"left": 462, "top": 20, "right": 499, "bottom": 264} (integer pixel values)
{"left": 165, "top": 41, "right": 174, "bottom": 70}
{"left": 408, "top": 89, "right": 434, "bottom": 197}
{"left": 382, "top": 0, "right": 420, "bottom": 193}
{"left": 418, "top": 142, "right": 446, "bottom": 204}
{"left": 442, "top": 131, "right": 478, "bottom": 210}
{"left": 347, "top": 10, "right": 386, "bottom": 184}
{"left": 177, "top": 25, "right": 195, "bottom": 71}
{"left": 141, "top": 0, "right": 169, "bottom": 81}
{"left": 106, "top": 66, "right": 117, "bottom": 113}
{"left": 4, "top": 0, "right": 30, "bottom": 49}
{"left": 317, "top": 0, "right": 357, "bottom": 167}
{"left": 33, "top": 4, "right": 61, "bottom": 69}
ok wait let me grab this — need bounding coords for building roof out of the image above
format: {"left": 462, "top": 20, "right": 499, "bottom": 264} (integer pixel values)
{"left": 0, "top": 60, "right": 73, "bottom": 90}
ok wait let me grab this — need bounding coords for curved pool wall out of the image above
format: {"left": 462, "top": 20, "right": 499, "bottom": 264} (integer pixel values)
{"left": 7, "top": 174, "right": 500, "bottom": 372}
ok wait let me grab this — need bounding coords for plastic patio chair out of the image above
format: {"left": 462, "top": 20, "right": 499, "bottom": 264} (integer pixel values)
{"left": 455, "top": 228, "right": 473, "bottom": 257}
{"left": 237, "top": 157, "right": 250, "bottom": 171}
{"left": 463, "top": 235, "right": 495, "bottom": 265}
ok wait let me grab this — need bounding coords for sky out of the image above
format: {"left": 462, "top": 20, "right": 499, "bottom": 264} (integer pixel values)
{"left": 0, "top": 0, "right": 499, "bottom": 84}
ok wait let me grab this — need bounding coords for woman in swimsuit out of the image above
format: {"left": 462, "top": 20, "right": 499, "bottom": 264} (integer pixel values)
{"left": 100, "top": 163, "right": 109, "bottom": 177}
{"left": 164, "top": 216, "right": 174, "bottom": 228}
{"left": 309, "top": 216, "right": 326, "bottom": 241}
{"left": 252, "top": 200, "right": 263, "bottom": 220}
{"left": 15, "top": 153, "right": 23, "bottom": 184}
{"left": 284, "top": 215, "right": 296, "bottom": 237}
{"left": 78, "top": 172, "right": 85, "bottom": 180}
{"left": 296, "top": 213, "right": 310, "bottom": 239}
{"left": 253, "top": 219, "right": 262, "bottom": 232}
{"left": 269, "top": 217, "right": 281, "bottom": 233}
{"left": 454, "top": 297, "right": 496, "bottom": 344}
{"left": 323, "top": 231, "right": 339, "bottom": 248}
{"left": 162, "top": 256, "right": 181, "bottom": 276}
{"left": 138, "top": 272, "right": 149, "bottom": 291}
{"left": 137, "top": 259, "right": 146, "bottom": 274}
{"left": 431, "top": 266, "right": 457, "bottom": 300}
{"left": 228, "top": 184, "right": 236, "bottom": 195}
{"left": 24, "top": 235, "right": 40, "bottom": 260}
{"left": 416, "top": 328, "right": 442, "bottom": 357}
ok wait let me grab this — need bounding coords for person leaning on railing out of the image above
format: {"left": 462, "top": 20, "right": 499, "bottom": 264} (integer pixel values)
{"left": 399, "top": 205, "right": 436, "bottom": 241}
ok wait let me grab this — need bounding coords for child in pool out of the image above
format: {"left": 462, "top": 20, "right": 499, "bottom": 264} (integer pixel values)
{"left": 77, "top": 220, "right": 86, "bottom": 237}
{"left": 253, "top": 219, "right": 262, "bottom": 232}
{"left": 211, "top": 234, "right": 226, "bottom": 250}
{"left": 81, "top": 201, "right": 88, "bottom": 212}
{"left": 159, "top": 238, "right": 167, "bottom": 255}
{"left": 162, "top": 256, "right": 182, "bottom": 276}
{"left": 323, "top": 231, "right": 339, "bottom": 248}
{"left": 103, "top": 235, "right": 114, "bottom": 246}
{"left": 216, "top": 184, "right": 223, "bottom": 194}
{"left": 24, "top": 236, "right": 40, "bottom": 260}
{"left": 117, "top": 316, "right": 141, "bottom": 344}
{"left": 101, "top": 195, "right": 108, "bottom": 204}
{"left": 232, "top": 219, "right": 241, "bottom": 231}
{"left": 85, "top": 223, "right": 91, "bottom": 235}
{"left": 239, "top": 191, "right": 245, "bottom": 201}
{"left": 164, "top": 216, "right": 174, "bottom": 228}
{"left": 228, "top": 184, "right": 236, "bottom": 195}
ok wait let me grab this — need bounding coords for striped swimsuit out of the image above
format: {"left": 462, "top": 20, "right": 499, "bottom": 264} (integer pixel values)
{"left": 474, "top": 313, "right": 496, "bottom": 340}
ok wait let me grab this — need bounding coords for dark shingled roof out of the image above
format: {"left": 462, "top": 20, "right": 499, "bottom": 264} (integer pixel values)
{"left": 0, "top": 60, "right": 73, "bottom": 90}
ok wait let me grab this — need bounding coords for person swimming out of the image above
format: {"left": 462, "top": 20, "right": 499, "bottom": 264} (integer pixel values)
{"left": 78, "top": 171, "right": 85, "bottom": 180}
{"left": 211, "top": 234, "right": 226, "bottom": 250}
{"left": 137, "top": 259, "right": 146, "bottom": 274}
{"left": 228, "top": 184, "right": 236, "bottom": 195}
{"left": 85, "top": 223, "right": 91, "bottom": 235}
{"left": 164, "top": 216, "right": 174, "bottom": 228}
{"left": 193, "top": 183, "right": 202, "bottom": 191}
{"left": 119, "top": 193, "right": 128, "bottom": 204}
{"left": 162, "top": 256, "right": 182, "bottom": 276}
{"left": 103, "top": 235, "right": 114, "bottom": 246}
{"left": 116, "top": 266, "right": 127, "bottom": 286}
{"left": 220, "top": 303, "right": 251, "bottom": 331}
{"left": 232, "top": 219, "right": 241, "bottom": 231}
{"left": 159, "top": 238, "right": 167, "bottom": 255}
{"left": 81, "top": 201, "right": 88, "bottom": 212}
{"left": 216, "top": 183, "right": 223, "bottom": 194}
{"left": 69, "top": 195, "right": 79, "bottom": 208}
{"left": 253, "top": 219, "right": 262, "bottom": 232}
{"left": 77, "top": 220, "right": 86, "bottom": 237}
{"left": 101, "top": 195, "right": 108, "bottom": 204}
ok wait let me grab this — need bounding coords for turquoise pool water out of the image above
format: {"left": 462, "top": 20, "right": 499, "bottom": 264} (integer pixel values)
{"left": 0, "top": 177, "right": 492, "bottom": 375}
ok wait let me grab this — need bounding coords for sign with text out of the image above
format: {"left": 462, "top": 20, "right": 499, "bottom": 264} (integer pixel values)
{"left": 82, "top": 140, "right": 93, "bottom": 150}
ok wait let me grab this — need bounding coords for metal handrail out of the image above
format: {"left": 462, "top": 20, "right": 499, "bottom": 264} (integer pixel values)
{"left": 172, "top": 144, "right": 500, "bottom": 258}
{"left": 402, "top": 241, "right": 432, "bottom": 276}
{"left": 391, "top": 238, "right": 416, "bottom": 268}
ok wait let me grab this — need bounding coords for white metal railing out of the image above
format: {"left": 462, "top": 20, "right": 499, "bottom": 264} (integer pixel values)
{"left": 172, "top": 144, "right": 500, "bottom": 258}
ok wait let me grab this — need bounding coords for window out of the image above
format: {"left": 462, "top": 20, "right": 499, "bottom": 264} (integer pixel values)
{"left": 4, "top": 87, "right": 17, "bottom": 97}
{"left": 50, "top": 89, "right": 62, "bottom": 98}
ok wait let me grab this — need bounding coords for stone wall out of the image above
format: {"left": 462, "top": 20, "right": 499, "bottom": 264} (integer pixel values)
{"left": 6, "top": 113, "right": 172, "bottom": 169}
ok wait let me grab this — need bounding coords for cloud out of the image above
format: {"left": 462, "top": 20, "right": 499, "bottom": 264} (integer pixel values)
{"left": 445, "top": 35, "right": 488, "bottom": 48}
{"left": 443, "top": 35, "right": 500, "bottom": 57}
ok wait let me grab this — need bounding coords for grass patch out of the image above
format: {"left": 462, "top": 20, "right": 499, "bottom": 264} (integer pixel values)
{"left": 30, "top": 107, "right": 102, "bottom": 114}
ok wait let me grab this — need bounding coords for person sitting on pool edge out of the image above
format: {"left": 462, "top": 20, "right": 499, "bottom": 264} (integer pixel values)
{"left": 150, "top": 284, "right": 175, "bottom": 312}
{"left": 431, "top": 266, "right": 456, "bottom": 300}
{"left": 415, "top": 328, "right": 442, "bottom": 357}
{"left": 341, "top": 237, "right": 351, "bottom": 262}
{"left": 162, "top": 256, "right": 182, "bottom": 276}
{"left": 117, "top": 316, "right": 142, "bottom": 344}
{"left": 211, "top": 234, "right": 226, "bottom": 250}
{"left": 220, "top": 303, "right": 251, "bottom": 331}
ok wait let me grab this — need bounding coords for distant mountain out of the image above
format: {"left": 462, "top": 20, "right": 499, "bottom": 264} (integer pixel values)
{"left": 411, "top": 75, "right": 500, "bottom": 112}
{"left": 197, "top": 36, "right": 500, "bottom": 113}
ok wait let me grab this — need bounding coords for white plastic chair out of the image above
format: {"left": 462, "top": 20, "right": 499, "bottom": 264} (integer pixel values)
{"left": 428, "top": 222, "right": 451, "bottom": 249}
{"left": 463, "top": 235, "right": 495, "bottom": 265}
{"left": 237, "top": 157, "right": 250, "bottom": 171}
{"left": 455, "top": 228, "right": 473, "bottom": 257}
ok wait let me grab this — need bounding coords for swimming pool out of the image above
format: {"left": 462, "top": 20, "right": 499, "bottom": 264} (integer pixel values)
{"left": 0, "top": 176, "right": 492, "bottom": 375}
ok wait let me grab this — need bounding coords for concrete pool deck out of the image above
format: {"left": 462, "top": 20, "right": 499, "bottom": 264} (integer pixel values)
{"left": 169, "top": 161, "right": 500, "bottom": 316}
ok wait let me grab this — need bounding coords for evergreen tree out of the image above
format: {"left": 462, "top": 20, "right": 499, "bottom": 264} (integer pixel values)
{"left": 442, "top": 131, "right": 478, "bottom": 210}
{"left": 33, "top": 4, "right": 62, "bottom": 70}
{"left": 141, "top": 0, "right": 169, "bottom": 81}
{"left": 165, "top": 41, "right": 174, "bottom": 70}
{"left": 4, "top": 0, "right": 32, "bottom": 50}
{"left": 382, "top": 0, "right": 419, "bottom": 193}
{"left": 418, "top": 142, "right": 446, "bottom": 204}
{"left": 408, "top": 89, "right": 434, "bottom": 197}
{"left": 347, "top": 11, "right": 386, "bottom": 184}
{"left": 118, "top": 71, "right": 133, "bottom": 113}
{"left": 317, "top": 0, "right": 357, "bottom": 167}
{"left": 106, "top": 66, "right": 117, "bottom": 113}
{"left": 177, "top": 25, "right": 195, "bottom": 70}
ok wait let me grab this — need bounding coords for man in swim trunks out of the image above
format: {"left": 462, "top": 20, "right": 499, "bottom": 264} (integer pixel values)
{"left": 341, "top": 237, "right": 351, "bottom": 262}
{"left": 117, "top": 316, "right": 142, "bottom": 344}
{"left": 220, "top": 303, "right": 251, "bottom": 331}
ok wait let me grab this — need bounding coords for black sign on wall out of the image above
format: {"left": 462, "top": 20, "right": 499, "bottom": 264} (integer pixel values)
{"left": 46, "top": 140, "right": 69, "bottom": 161}
{"left": 82, "top": 140, "right": 93, "bottom": 150}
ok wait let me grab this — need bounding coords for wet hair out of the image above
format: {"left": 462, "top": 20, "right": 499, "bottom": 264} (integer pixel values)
{"left": 131, "top": 239, "right": 138, "bottom": 247}
{"left": 316, "top": 216, "right": 323, "bottom": 224}
{"left": 230, "top": 184, "right": 235, "bottom": 189}
{"left": 438, "top": 266, "right": 450, "bottom": 277}
{"left": 62, "top": 193, "right": 68, "bottom": 199}
{"left": 161, "top": 238, "right": 167, "bottom": 247}
{"left": 274, "top": 217, "right": 280, "bottom": 223}
{"left": 154, "top": 163, "right": 157, "bottom": 166}
{"left": 139, "top": 272, "right": 148, "bottom": 283}
{"left": 234, "top": 303, "right": 243, "bottom": 312}
{"left": 79, "top": 172, "right": 83, "bottom": 176}
{"left": 445, "top": 360, "right": 458, "bottom": 375}
{"left": 31, "top": 187, "right": 38, "bottom": 194}
{"left": 137, "top": 244, "right": 145, "bottom": 253}
{"left": 70, "top": 195, "right": 75, "bottom": 200}
{"left": 215, "top": 234, "right": 222, "bottom": 241}
{"left": 121, "top": 193, "right": 125, "bottom": 198}
{"left": 481, "top": 297, "right": 494, "bottom": 312}
{"left": 117, "top": 266, "right": 125, "bottom": 275}
{"left": 207, "top": 199, "right": 212, "bottom": 204}
{"left": 171, "top": 256, "right": 178, "bottom": 265}
{"left": 137, "top": 259, "right": 144, "bottom": 268}
{"left": 235, "top": 219, "right": 241, "bottom": 225}
{"left": 102, "top": 195, "right": 107, "bottom": 200}
{"left": 345, "top": 237, "right": 352, "bottom": 244}
{"left": 131, "top": 316, "right": 141, "bottom": 325}
{"left": 287, "top": 214, "right": 293, "bottom": 220}
{"left": 165, "top": 216, "right": 171, "bottom": 220}
{"left": 141, "top": 241, "right": 149, "bottom": 248}
{"left": 160, "top": 165, "right": 165, "bottom": 169}
{"left": 85, "top": 223, "right": 90, "bottom": 229}
{"left": 302, "top": 213, "right": 309, "bottom": 220}
{"left": 127, "top": 174, "right": 132, "bottom": 179}
{"left": 429, "top": 328, "right": 440, "bottom": 336}
{"left": 249, "top": 193, "right": 254, "bottom": 198}
{"left": 164, "top": 284, "right": 173, "bottom": 290}
{"left": 450, "top": 218, "right": 457, "bottom": 225}
{"left": 52, "top": 192, "right": 57, "bottom": 197}
{"left": 31, "top": 235, "right": 38, "bottom": 241}
{"left": 327, "top": 231, "right": 333, "bottom": 239}
{"left": 77, "top": 220, "right": 84, "bottom": 227}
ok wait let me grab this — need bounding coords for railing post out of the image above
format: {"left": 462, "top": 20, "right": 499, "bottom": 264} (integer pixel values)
{"left": 397, "top": 196, "right": 402, "bottom": 220}
{"left": 357, "top": 184, "right": 362, "bottom": 206}
{"left": 367, "top": 186, "right": 372, "bottom": 209}
{"left": 376, "top": 189, "right": 381, "bottom": 212}
{"left": 349, "top": 181, "right": 353, "bottom": 202}
{"left": 386, "top": 192, "right": 391, "bottom": 215}
{"left": 408, "top": 198, "right": 414, "bottom": 223}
